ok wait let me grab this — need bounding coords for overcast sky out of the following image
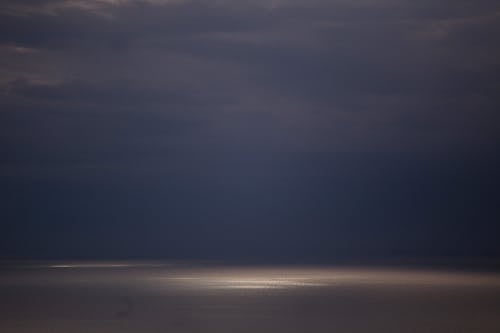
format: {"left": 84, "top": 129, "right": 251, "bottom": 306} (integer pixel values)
{"left": 1, "top": 0, "right": 500, "bottom": 261}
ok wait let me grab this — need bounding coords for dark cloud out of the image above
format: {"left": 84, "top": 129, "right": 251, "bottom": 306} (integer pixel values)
{"left": 0, "top": 2, "right": 275, "bottom": 49}
{"left": 1, "top": 0, "right": 498, "bottom": 163}
{"left": 7, "top": 78, "right": 207, "bottom": 106}
{"left": 1, "top": 0, "right": 500, "bottom": 261}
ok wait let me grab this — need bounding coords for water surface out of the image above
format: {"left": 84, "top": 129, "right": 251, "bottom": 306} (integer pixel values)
{"left": 1, "top": 262, "right": 500, "bottom": 332}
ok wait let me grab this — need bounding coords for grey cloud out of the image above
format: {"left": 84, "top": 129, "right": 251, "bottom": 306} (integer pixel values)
{"left": 6, "top": 79, "right": 208, "bottom": 107}
{"left": 1, "top": 0, "right": 500, "bottom": 261}
{"left": 0, "top": 2, "right": 275, "bottom": 49}
{"left": 1, "top": 0, "right": 499, "bottom": 158}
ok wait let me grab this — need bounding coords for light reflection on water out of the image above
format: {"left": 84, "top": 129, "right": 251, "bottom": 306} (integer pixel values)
{"left": 1, "top": 262, "right": 500, "bottom": 332}
{"left": 164, "top": 276, "right": 328, "bottom": 289}
{"left": 146, "top": 266, "right": 500, "bottom": 290}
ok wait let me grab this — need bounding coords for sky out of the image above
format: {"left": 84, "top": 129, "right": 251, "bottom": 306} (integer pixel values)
{"left": 1, "top": 0, "right": 500, "bottom": 262}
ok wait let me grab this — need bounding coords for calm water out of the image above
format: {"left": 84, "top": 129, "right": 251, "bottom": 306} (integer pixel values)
{"left": 1, "top": 262, "right": 500, "bottom": 332}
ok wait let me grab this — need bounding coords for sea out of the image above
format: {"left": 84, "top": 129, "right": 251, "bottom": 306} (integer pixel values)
{"left": 1, "top": 261, "right": 500, "bottom": 332}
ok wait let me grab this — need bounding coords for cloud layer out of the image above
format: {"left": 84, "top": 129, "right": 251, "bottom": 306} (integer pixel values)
{"left": 1, "top": 0, "right": 500, "bottom": 259}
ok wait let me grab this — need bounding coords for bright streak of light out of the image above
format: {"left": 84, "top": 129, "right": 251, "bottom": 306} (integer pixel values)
{"left": 146, "top": 267, "right": 500, "bottom": 291}
{"left": 166, "top": 276, "right": 327, "bottom": 289}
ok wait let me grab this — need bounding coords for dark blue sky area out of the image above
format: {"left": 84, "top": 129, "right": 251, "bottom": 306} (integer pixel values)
{"left": 1, "top": 0, "right": 499, "bottom": 262}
